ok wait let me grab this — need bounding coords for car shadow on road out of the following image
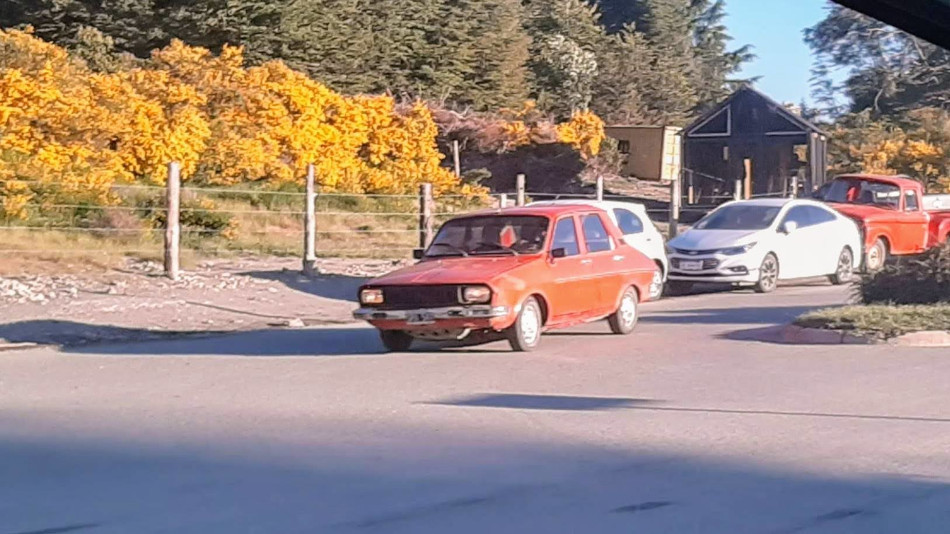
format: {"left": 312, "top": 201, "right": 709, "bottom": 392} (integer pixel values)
{"left": 641, "top": 306, "right": 821, "bottom": 325}
{"left": 242, "top": 269, "right": 367, "bottom": 303}
{"left": 0, "top": 319, "right": 518, "bottom": 357}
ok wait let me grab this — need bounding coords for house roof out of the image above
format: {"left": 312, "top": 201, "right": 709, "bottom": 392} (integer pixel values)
{"left": 684, "top": 84, "right": 828, "bottom": 138}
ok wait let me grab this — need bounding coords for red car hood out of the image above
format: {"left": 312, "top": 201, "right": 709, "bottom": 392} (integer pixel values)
{"left": 367, "top": 255, "right": 537, "bottom": 286}
{"left": 828, "top": 203, "right": 901, "bottom": 223}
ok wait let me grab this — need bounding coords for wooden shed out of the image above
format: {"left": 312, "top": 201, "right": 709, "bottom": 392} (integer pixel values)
{"left": 682, "top": 85, "right": 828, "bottom": 204}
{"left": 604, "top": 125, "right": 682, "bottom": 182}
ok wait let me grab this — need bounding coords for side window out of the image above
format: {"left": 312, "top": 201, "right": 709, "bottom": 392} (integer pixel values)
{"left": 905, "top": 191, "right": 920, "bottom": 212}
{"left": 582, "top": 214, "right": 613, "bottom": 253}
{"left": 613, "top": 209, "right": 644, "bottom": 235}
{"left": 782, "top": 206, "right": 812, "bottom": 228}
{"left": 617, "top": 140, "right": 631, "bottom": 154}
{"left": 806, "top": 206, "right": 836, "bottom": 225}
{"left": 551, "top": 217, "right": 580, "bottom": 257}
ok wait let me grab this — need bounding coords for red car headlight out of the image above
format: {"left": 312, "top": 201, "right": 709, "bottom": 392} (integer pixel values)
{"left": 460, "top": 285, "right": 491, "bottom": 304}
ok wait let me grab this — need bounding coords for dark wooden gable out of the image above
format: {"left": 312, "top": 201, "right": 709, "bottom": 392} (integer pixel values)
{"left": 681, "top": 85, "right": 829, "bottom": 205}
{"left": 685, "top": 85, "right": 824, "bottom": 144}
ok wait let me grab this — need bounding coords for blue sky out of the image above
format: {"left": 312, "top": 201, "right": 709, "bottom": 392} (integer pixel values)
{"left": 725, "top": 0, "right": 843, "bottom": 105}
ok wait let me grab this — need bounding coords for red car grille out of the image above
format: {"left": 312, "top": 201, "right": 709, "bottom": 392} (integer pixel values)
{"left": 376, "top": 285, "right": 461, "bottom": 310}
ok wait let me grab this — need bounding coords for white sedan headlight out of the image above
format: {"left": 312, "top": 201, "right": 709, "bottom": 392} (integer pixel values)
{"left": 719, "top": 242, "right": 757, "bottom": 256}
{"left": 460, "top": 285, "right": 492, "bottom": 304}
{"left": 360, "top": 288, "right": 384, "bottom": 305}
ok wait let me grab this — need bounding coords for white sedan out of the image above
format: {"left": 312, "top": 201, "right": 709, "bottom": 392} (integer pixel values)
{"left": 667, "top": 199, "right": 863, "bottom": 293}
{"left": 528, "top": 199, "right": 669, "bottom": 299}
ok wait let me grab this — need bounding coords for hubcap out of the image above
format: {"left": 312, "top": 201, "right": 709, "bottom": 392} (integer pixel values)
{"left": 838, "top": 251, "right": 853, "bottom": 280}
{"left": 649, "top": 271, "right": 663, "bottom": 298}
{"left": 868, "top": 246, "right": 882, "bottom": 270}
{"left": 620, "top": 294, "right": 637, "bottom": 326}
{"left": 761, "top": 258, "right": 777, "bottom": 290}
{"left": 520, "top": 304, "right": 540, "bottom": 346}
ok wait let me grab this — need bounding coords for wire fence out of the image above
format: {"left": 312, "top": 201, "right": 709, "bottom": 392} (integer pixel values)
{"left": 0, "top": 174, "right": 682, "bottom": 265}
{"left": 6, "top": 164, "right": 806, "bottom": 271}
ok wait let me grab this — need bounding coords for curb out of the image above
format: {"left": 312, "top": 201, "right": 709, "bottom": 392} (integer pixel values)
{"left": 782, "top": 325, "right": 950, "bottom": 347}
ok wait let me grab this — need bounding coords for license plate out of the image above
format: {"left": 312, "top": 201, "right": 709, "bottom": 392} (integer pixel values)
{"left": 407, "top": 312, "right": 435, "bottom": 325}
{"left": 679, "top": 260, "right": 703, "bottom": 271}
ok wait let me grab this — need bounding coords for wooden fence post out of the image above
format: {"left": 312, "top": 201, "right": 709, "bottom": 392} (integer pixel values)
{"left": 418, "top": 183, "right": 434, "bottom": 249}
{"left": 516, "top": 173, "right": 526, "bottom": 206}
{"left": 743, "top": 158, "right": 752, "bottom": 200}
{"left": 164, "top": 161, "right": 181, "bottom": 281}
{"left": 498, "top": 193, "right": 508, "bottom": 209}
{"left": 669, "top": 171, "right": 681, "bottom": 239}
{"left": 596, "top": 175, "right": 604, "bottom": 201}
{"left": 452, "top": 140, "right": 461, "bottom": 178}
{"left": 303, "top": 163, "right": 318, "bottom": 276}
{"left": 687, "top": 170, "right": 695, "bottom": 205}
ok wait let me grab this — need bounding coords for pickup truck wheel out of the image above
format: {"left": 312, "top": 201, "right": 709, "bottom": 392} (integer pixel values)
{"left": 507, "top": 297, "right": 542, "bottom": 352}
{"left": 754, "top": 253, "right": 779, "bottom": 294}
{"left": 379, "top": 330, "right": 413, "bottom": 352}
{"left": 865, "top": 238, "right": 887, "bottom": 272}
{"left": 608, "top": 287, "right": 639, "bottom": 335}
{"left": 830, "top": 247, "right": 855, "bottom": 285}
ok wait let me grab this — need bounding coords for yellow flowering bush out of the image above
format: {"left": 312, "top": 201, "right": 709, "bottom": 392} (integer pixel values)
{"left": 0, "top": 30, "right": 480, "bottom": 221}
{"left": 556, "top": 111, "right": 606, "bottom": 160}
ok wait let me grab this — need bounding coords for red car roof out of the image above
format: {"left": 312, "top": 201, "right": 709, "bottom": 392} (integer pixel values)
{"left": 835, "top": 174, "right": 923, "bottom": 189}
{"left": 456, "top": 204, "right": 605, "bottom": 219}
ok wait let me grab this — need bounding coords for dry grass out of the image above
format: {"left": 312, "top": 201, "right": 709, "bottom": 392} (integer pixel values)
{"left": 795, "top": 304, "right": 950, "bottom": 340}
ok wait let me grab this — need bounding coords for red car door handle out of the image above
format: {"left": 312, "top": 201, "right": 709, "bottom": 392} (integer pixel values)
{"left": 613, "top": 255, "right": 625, "bottom": 261}
{"left": 581, "top": 259, "right": 593, "bottom": 265}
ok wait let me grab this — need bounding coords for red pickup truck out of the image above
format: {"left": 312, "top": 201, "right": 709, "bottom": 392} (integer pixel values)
{"left": 815, "top": 174, "right": 950, "bottom": 271}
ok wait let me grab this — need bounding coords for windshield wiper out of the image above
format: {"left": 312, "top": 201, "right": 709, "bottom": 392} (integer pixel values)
{"left": 426, "top": 243, "right": 468, "bottom": 257}
{"left": 472, "top": 242, "right": 519, "bottom": 255}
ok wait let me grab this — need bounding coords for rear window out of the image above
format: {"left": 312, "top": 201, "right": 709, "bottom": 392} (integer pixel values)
{"left": 582, "top": 214, "right": 613, "bottom": 253}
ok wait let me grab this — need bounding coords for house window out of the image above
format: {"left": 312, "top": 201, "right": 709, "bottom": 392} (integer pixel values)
{"left": 617, "top": 140, "right": 631, "bottom": 154}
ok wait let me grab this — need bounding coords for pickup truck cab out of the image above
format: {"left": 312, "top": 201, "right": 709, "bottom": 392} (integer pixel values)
{"left": 816, "top": 174, "right": 950, "bottom": 271}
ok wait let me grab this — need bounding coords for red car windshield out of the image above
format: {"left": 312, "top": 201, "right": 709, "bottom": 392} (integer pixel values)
{"left": 426, "top": 215, "right": 549, "bottom": 257}
{"left": 822, "top": 179, "right": 901, "bottom": 210}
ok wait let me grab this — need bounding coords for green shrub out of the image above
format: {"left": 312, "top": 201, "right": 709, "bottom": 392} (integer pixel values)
{"left": 860, "top": 242, "right": 950, "bottom": 304}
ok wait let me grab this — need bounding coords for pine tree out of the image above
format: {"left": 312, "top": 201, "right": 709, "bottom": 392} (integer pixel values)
{"left": 690, "top": 0, "right": 754, "bottom": 109}
{"left": 524, "top": 0, "right": 609, "bottom": 118}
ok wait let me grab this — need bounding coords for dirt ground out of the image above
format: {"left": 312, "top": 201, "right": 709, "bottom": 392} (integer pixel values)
{"left": 0, "top": 256, "right": 410, "bottom": 347}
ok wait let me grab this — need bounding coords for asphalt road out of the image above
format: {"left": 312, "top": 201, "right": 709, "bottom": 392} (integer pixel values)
{"left": 1, "top": 283, "right": 949, "bottom": 534}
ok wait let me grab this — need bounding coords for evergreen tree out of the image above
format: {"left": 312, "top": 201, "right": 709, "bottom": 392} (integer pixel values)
{"left": 690, "top": 0, "right": 754, "bottom": 109}
{"left": 524, "top": 0, "right": 609, "bottom": 117}
{"left": 805, "top": 4, "right": 950, "bottom": 117}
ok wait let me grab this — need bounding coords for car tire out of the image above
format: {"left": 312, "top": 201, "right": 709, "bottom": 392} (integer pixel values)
{"left": 648, "top": 266, "right": 665, "bottom": 300}
{"left": 865, "top": 238, "right": 887, "bottom": 272}
{"left": 608, "top": 287, "right": 639, "bottom": 335}
{"left": 379, "top": 330, "right": 413, "bottom": 352}
{"left": 754, "top": 253, "right": 779, "bottom": 294}
{"left": 507, "top": 296, "right": 543, "bottom": 352}
{"left": 830, "top": 247, "right": 855, "bottom": 285}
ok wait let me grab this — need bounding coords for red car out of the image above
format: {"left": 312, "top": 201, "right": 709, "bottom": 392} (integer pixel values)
{"left": 817, "top": 174, "right": 950, "bottom": 270}
{"left": 353, "top": 204, "right": 658, "bottom": 352}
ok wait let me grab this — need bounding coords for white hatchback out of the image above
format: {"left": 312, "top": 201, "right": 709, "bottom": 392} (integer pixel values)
{"left": 528, "top": 199, "right": 669, "bottom": 299}
{"left": 667, "top": 199, "right": 863, "bottom": 293}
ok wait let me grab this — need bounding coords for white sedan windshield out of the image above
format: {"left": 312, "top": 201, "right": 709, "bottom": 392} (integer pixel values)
{"left": 695, "top": 205, "right": 782, "bottom": 230}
